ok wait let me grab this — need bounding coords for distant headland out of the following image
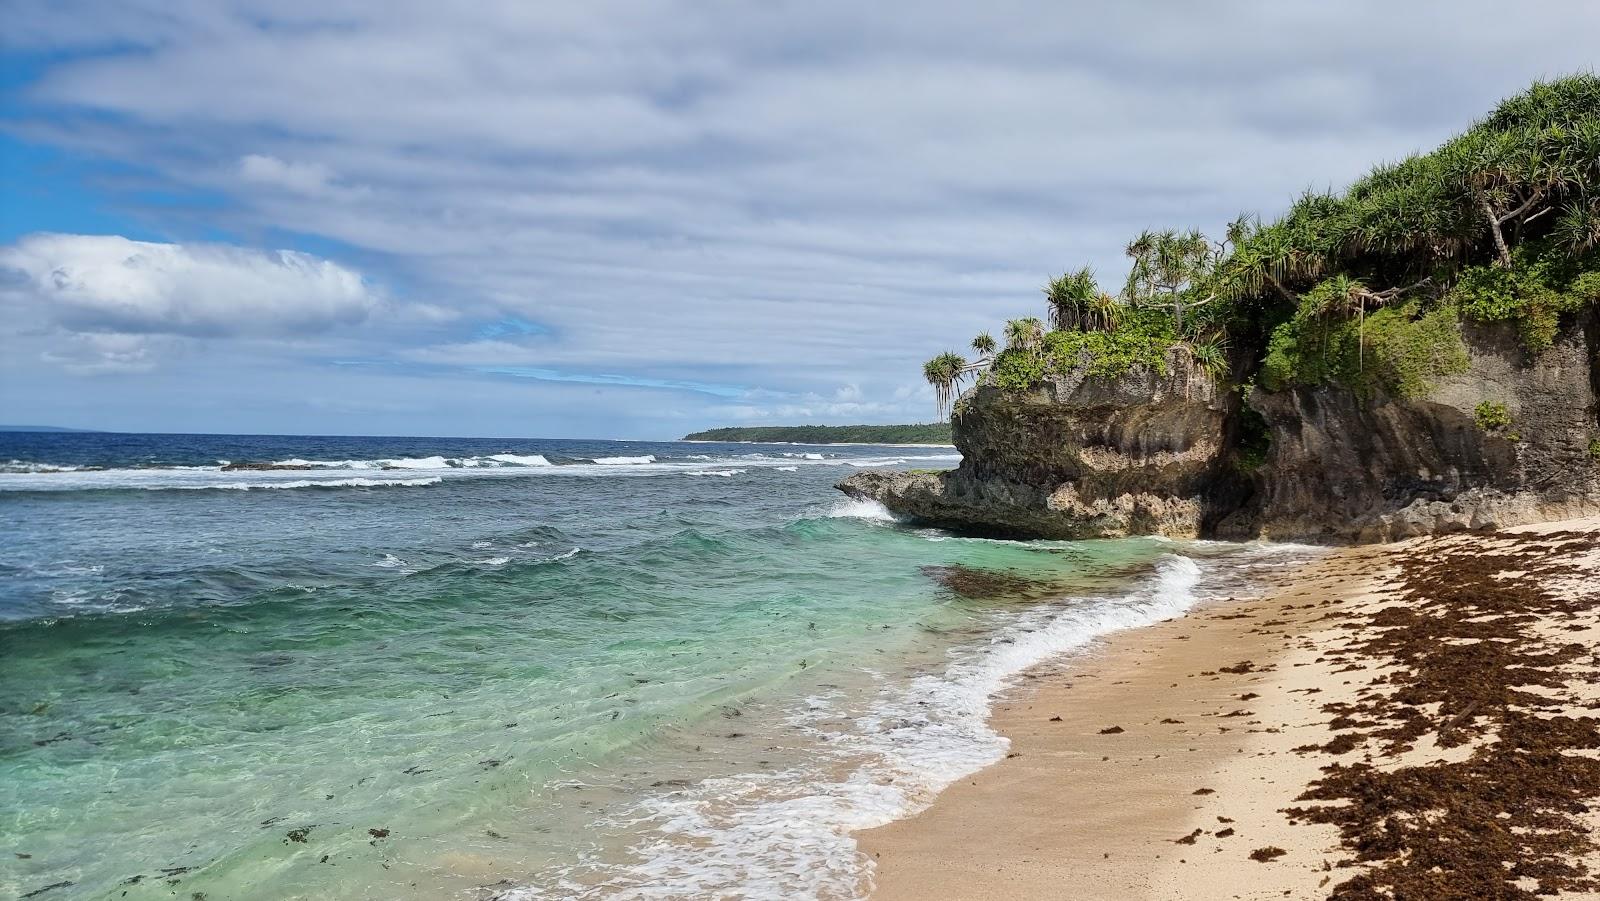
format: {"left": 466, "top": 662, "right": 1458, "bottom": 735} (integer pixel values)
{"left": 682, "top": 423, "right": 953, "bottom": 444}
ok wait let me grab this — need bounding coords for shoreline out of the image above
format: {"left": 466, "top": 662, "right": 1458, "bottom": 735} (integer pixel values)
{"left": 858, "top": 517, "right": 1600, "bottom": 899}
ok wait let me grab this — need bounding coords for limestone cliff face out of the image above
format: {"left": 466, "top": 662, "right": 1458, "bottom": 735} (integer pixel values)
{"left": 1240, "top": 312, "right": 1600, "bottom": 541}
{"left": 840, "top": 313, "right": 1600, "bottom": 543}
{"left": 839, "top": 350, "right": 1236, "bottom": 539}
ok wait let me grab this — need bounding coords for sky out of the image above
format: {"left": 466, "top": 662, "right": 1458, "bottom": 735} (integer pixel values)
{"left": 2, "top": 2, "right": 1598, "bottom": 438}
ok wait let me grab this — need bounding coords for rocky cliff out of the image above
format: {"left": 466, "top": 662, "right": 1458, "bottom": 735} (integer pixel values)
{"left": 840, "top": 313, "right": 1600, "bottom": 543}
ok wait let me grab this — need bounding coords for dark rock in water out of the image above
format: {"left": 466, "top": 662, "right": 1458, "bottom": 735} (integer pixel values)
{"left": 919, "top": 564, "right": 1048, "bottom": 599}
{"left": 841, "top": 313, "right": 1600, "bottom": 543}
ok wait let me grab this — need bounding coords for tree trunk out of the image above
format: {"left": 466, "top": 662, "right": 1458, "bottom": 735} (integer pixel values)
{"left": 1480, "top": 196, "right": 1513, "bottom": 267}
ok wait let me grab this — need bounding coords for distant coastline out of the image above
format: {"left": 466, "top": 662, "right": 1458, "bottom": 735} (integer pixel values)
{"left": 0, "top": 425, "right": 102, "bottom": 433}
{"left": 682, "top": 423, "right": 953, "bottom": 444}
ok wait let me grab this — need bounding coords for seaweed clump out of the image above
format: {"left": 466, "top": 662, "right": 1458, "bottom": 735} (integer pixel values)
{"left": 920, "top": 564, "right": 1052, "bottom": 600}
{"left": 1284, "top": 531, "right": 1600, "bottom": 899}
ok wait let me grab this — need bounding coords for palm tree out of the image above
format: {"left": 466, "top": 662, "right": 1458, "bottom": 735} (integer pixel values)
{"left": 1087, "top": 292, "right": 1125, "bottom": 333}
{"left": 1185, "top": 339, "right": 1229, "bottom": 380}
{"left": 970, "top": 332, "right": 997, "bottom": 357}
{"left": 1004, "top": 317, "right": 1044, "bottom": 351}
{"left": 923, "top": 352, "right": 968, "bottom": 417}
{"left": 1122, "top": 228, "right": 1216, "bottom": 330}
{"left": 1044, "top": 267, "right": 1100, "bottom": 332}
{"left": 1555, "top": 192, "right": 1600, "bottom": 251}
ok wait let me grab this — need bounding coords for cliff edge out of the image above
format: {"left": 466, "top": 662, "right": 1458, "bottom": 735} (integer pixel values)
{"left": 841, "top": 313, "right": 1600, "bottom": 544}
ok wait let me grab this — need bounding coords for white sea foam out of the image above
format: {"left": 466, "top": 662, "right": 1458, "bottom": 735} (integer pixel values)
{"left": 505, "top": 553, "right": 1246, "bottom": 900}
{"left": 185, "top": 477, "right": 443, "bottom": 490}
{"left": 687, "top": 469, "right": 745, "bottom": 477}
{"left": 486, "top": 453, "right": 553, "bottom": 466}
{"left": 474, "top": 556, "right": 511, "bottom": 566}
{"left": 842, "top": 457, "right": 906, "bottom": 467}
{"left": 0, "top": 447, "right": 958, "bottom": 492}
{"left": 380, "top": 456, "right": 452, "bottom": 469}
{"left": 2, "top": 460, "right": 87, "bottom": 473}
{"left": 823, "top": 497, "right": 898, "bottom": 522}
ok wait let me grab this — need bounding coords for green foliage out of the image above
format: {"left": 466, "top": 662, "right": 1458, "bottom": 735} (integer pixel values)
{"left": 918, "top": 75, "right": 1600, "bottom": 416}
{"left": 1045, "top": 268, "right": 1119, "bottom": 333}
{"left": 989, "top": 347, "right": 1048, "bottom": 390}
{"left": 990, "top": 309, "right": 1176, "bottom": 390}
{"left": 1588, "top": 438, "right": 1600, "bottom": 461}
{"left": 1260, "top": 299, "right": 1469, "bottom": 398}
{"left": 923, "top": 351, "right": 970, "bottom": 416}
{"left": 1449, "top": 243, "right": 1596, "bottom": 353}
{"left": 1003, "top": 318, "right": 1045, "bottom": 351}
{"left": 1474, "top": 401, "right": 1513, "bottom": 431}
{"left": 1185, "top": 339, "right": 1229, "bottom": 379}
{"left": 682, "top": 424, "right": 954, "bottom": 444}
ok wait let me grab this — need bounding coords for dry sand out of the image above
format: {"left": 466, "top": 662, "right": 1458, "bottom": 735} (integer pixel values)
{"left": 859, "top": 517, "right": 1600, "bottom": 900}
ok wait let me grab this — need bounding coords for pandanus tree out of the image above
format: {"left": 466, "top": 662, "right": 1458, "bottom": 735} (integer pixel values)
{"left": 923, "top": 351, "right": 969, "bottom": 417}
{"left": 1443, "top": 128, "right": 1576, "bottom": 267}
{"left": 1004, "top": 317, "right": 1044, "bottom": 351}
{"left": 1122, "top": 229, "right": 1217, "bottom": 331}
{"left": 971, "top": 332, "right": 997, "bottom": 357}
{"left": 1044, "top": 267, "right": 1098, "bottom": 331}
{"left": 1045, "top": 267, "right": 1124, "bottom": 334}
{"left": 1556, "top": 191, "right": 1600, "bottom": 251}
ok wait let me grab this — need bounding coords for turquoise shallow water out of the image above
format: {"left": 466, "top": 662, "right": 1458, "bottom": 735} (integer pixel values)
{"left": 0, "top": 434, "right": 1313, "bottom": 900}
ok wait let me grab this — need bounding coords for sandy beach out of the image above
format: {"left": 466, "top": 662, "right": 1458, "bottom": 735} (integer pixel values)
{"left": 861, "top": 517, "right": 1600, "bottom": 900}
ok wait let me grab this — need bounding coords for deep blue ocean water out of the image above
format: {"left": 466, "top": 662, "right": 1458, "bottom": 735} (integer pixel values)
{"left": 0, "top": 432, "right": 1314, "bottom": 900}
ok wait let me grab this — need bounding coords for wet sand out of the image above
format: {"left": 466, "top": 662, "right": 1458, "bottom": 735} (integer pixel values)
{"left": 859, "top": 517, "right": 1600, "bottom": 900}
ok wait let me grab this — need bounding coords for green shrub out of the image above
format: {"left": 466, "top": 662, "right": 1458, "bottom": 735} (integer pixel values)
{"left": 1588, "top": 438, "right": 1600, "bottom": 461}
{"left": 1260, "top": 300, "right": 1468, "bottom": 399}
{"left": 989, "top": 309, "right": 1178, "bottom": 390}
{"left": 990, "top": 347, "right": 1049, "bottom": 390}
{"left": 1449, "top": 244, "right": 1595, "bottom": 354}
{"left": 1474, "top": 401, "right": 1512, "bottom": 431}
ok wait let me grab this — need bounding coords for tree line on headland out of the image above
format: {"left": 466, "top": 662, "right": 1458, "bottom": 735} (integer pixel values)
{"left": 682, "top": 424, "right": 953, "bottom": 444}
{"left": 924, "top": 75, "right": 1600, "bottom": 417}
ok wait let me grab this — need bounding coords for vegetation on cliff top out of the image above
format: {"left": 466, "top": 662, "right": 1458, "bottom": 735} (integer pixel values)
{"left": 923, "top": 74, "right": 1600, "bottom": 413}
{"left": 682, "top": 423, "right": 953, "bottom": 444}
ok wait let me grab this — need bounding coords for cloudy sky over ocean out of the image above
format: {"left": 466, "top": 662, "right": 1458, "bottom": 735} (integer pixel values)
{"left": 3, "top": 1, "right": 1598, "bottom": 436}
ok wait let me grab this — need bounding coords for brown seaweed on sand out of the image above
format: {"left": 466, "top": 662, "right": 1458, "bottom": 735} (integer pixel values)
{"left": 1284, "top": 531, "right": 1600, "bottom": 899}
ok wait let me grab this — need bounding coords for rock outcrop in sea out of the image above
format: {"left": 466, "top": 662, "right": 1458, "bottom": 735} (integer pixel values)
{"left": 841, "top": 311, "right": 1600, "bottom": 543}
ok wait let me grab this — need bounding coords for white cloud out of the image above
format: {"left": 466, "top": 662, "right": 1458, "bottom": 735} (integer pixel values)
{"left": 40, "top": 332, "right": 168, "bottom": 375}
{"left": 6, "top": 1, "right": 1600, "bottom": 431}
{"left": 238, "top": 153, "right": 333, "bottom": 194}
{"left": 1, "top": 233, "right": 381, "bottom": 338}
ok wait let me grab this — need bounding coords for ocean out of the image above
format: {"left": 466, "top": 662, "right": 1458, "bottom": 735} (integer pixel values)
{"left": 0, "top": 432, "right": 1317, "bottom": 901}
